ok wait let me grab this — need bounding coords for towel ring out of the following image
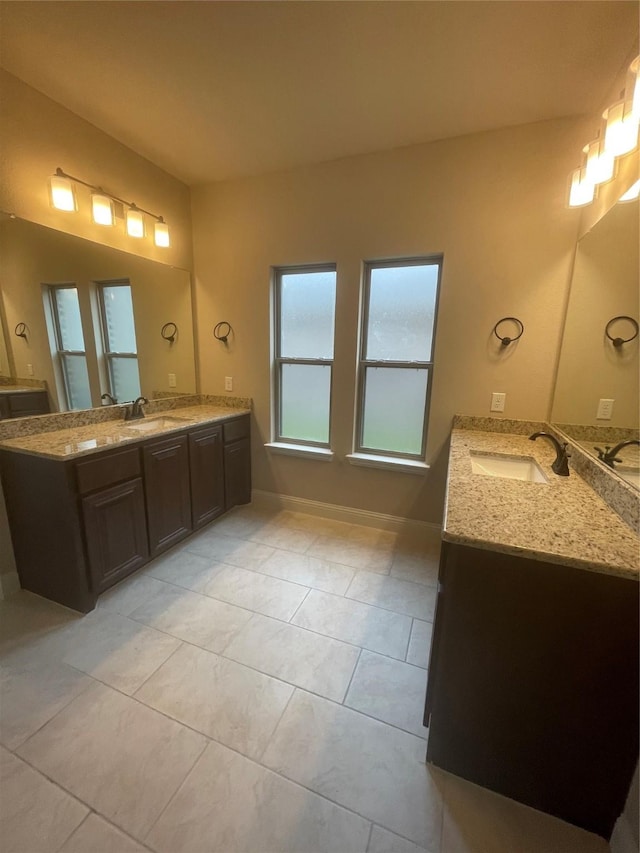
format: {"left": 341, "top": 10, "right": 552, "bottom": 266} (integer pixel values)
{"left": 161, "top": 322, "right": 177, "bottom": 343}
{"left": 493, "top": 317, "right": 524, "bottom": 347}
{"left": 605, "top": 316, "right": 638, "bottom": 348}
{"left": 14, "top": 323, "right": 27, "bottom": 339}
{"left": 213, "top": 321, "right": 232, "bottom": 344}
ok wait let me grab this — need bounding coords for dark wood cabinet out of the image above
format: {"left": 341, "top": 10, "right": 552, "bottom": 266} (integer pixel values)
{"left": 143, "top": 434, "right": 192, "bottom": 556}
{"left": 82, "top": 478, "right": 148, "bottom": 593}
{"left": 424, "top": 541, "right": 639, "bottom": 840}
{"left": 0, "top": 390, "right": 50, "bottom": 419}
{"left": 189, "top": 424, "right": 225, "bottom": 529}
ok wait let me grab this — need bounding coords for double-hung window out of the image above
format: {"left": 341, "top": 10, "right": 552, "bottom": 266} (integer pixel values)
{"left": 273, "top": 265, "right": 337, "bottom": 447}
{"left": 97, "top": 281, "right": 141, "bottom": 403}
{"left": 355, "top": 257, "right": 442, "bottom": 460}
{"left": 49, "top": 285, "right": 92, "bottom": 410}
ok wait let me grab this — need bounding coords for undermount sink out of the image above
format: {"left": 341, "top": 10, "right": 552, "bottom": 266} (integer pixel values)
{"left": 470, "top": 451, "right": 548, "bottom": 483}
{"left": 123, "top": 416, "right": 190, "bottom": 432}
{"left": 616, "top": 467, "right": 640, "bottom": 489}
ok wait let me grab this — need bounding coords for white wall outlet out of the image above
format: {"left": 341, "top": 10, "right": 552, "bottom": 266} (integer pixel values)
{"left": 168, "top": 373, "right": 176, "bottom": 388}
{"left": 26, "top": 363, "right": 34, "bottom": 376}
{"left": 224, "top": 376, "right": 233, "bottom": 392}
{"left": 490, "top": 392, "right": 506, "bottom": 412}
{"left": 596, "top": 398, "right": 614, "bottom": 420}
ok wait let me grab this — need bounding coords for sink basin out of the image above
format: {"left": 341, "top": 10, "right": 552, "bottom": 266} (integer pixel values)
{"left": 470, "top": 451, "right": 548, "bottom": 483}
{"left": 123, "top": 416, "right": 190, "bottom": 432}
{"left": 616, "top": 467, "right": 640, "bottom": 489}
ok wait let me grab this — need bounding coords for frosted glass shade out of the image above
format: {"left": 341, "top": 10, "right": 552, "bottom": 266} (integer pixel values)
{"left": 568, "top": 168, "right": 595, "bottom": 207}
{"left": 603, "top": 100, "right": 639, "bottom": 158}
{"left": 126, "top": 207, "right": 145, "bottom": 238}
{"left": 619, "top": 180, "right": 640, "bottom": 203}
{"left": 49, "top": 175, "right": 76, "bottom": 211}
{"left": 583, "top": 140, "right": 614, "bottom": 186}
{"left": 154, "top": 220, "right": 170, "bottom": 247}
{"left": 92, "top": 193, "right": 114, "bottom": 226}
{"left": 630, "top": 57, "right": 640, "bottom": 123}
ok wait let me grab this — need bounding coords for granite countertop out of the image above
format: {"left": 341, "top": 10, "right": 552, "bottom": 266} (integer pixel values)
{"left": 0, "top": 386, "right": 45, "bottom": 394}
{"left": 444, "top": 428, "right": 639, "bottom": 580}
{"left": 0, "top": 405, "right": 250, "bottom": 460}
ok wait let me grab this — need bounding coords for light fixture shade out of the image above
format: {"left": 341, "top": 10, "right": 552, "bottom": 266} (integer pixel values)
{"left": 603, "top": 100, "right": 639, "bottom": 158}
{"left": 582, "top": 139, "right": 615, "bottom": 186}
{"left": 619, "top": 179, "right": 640, "bottom": 203}
{"left": 126, "top": 207, "right": 145, "bottom": 238}
{"left": 154, "top": 220, "right": 170, "bottom": 247}
{"left": 630, "top": 56, "right": 640, "bottom": 124}
{"left": 92, "top": 193, "right": 114, "bottom": 226}
{"left": 568, "top": 167, "right": 595, "bottom": 207}
{"left": 49, "top": 174, "right": 77, "bottom": 211}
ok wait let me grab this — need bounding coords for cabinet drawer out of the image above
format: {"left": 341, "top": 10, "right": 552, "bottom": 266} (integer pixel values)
{"left": 223, "top": 415, "right": 249, "bottom": 444}
{"left": 76, "top": 447, "right": 141, "bottom": 495}
{"left": 8, "top": 391, "right": 50, "bottom": 417}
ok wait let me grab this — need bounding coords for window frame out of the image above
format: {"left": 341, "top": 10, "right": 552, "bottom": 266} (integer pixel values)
{"left": 96, "top": 280, "right": 140, "bottom": 402}
{"left": 48, "top": 283, "right": 90, "bottom": 411}
{"left": 273, "top": 263, "right": 337, "bottom": 449}
{"left": 355, "top": 255, "right": 443, "bottom": 462}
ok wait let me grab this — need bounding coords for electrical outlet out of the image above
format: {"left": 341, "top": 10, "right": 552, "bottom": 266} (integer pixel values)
{"left": 596, "top": 398, "right": 614, "bottom": 420}
{"left": 168, "top": 373, "right": 176, "bottom": 388}
{"left": 490, "top": 392, "right": 506, "bottom": 412}
{"left": 224, "top": 376, "right": 233, "bottom": 392}
{"left": 26, "top": 363, "right": 34, "bottom": 376}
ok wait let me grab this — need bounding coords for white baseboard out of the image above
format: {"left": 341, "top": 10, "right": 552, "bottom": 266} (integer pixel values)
{"left": 610, "top": 813, "right": 639, "bottom": 853}
{"left": 251, "top": 489, "right": 440, "bottom": 539}
{"left": 0, "top": 571, "right": 20, "bottom": 599}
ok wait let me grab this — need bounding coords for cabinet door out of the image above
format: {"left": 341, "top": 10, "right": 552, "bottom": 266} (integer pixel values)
{"left": 82, "top": 478, "right": 148, "bottom": 593}
{"left": 143, "top": 434, "right": 192, "bottom": 556}
{"left": 8, "top": 391, "right": 50, "bottom": 418}
{"left": 224, "top": 437, "right": 251, "bottom": 511}
{"left": 189, "top": 425, "right": 225, "bottom": 529}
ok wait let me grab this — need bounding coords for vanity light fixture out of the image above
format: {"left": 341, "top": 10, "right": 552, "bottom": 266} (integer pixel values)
{"left": 602, "top": 99, "right": 639, "bottom": 158}
{"left": 618, "top": 179, "right": 640, "bottom": 202}
{"left": 568, "top": 167, "right": 595, "bottom": 208}
{"left": 46, "top": 168, "right": 170, "bottom": 247}
{"left": 582, "top": 139, "right": 614, "bottom": 186}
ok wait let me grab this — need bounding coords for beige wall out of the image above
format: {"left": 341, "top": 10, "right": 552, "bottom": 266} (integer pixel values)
{"left": 0, "top": 71, "right": 193, "bottom": 271}
{"left": 192, "top": 118, "right": 587, "bottom": 522}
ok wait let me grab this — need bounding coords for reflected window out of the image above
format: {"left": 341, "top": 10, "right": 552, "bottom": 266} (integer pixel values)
{"left": 356, "top": 257, "right": 442, "bottom": 459}
{"left": 273, "top": 265, "right": 337, "bottom": 446}
{"left": 49, "top": 285, "right": 92, "bottom": 410}
{"left": 97, "top": 281, "right": 141, "bottom": 403}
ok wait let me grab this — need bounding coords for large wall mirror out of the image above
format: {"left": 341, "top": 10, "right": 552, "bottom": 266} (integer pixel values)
{"left": 552, "top": 196, "right": 639, "bottom": 489}
{"left": 0, "top": 215, "right": 197, "bottom": 414}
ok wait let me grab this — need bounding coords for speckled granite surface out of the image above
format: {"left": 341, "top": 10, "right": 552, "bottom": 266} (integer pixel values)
{"left": 0, "top": 403, "right": 250, "bottom": 460}
{"left": 445, "top": 427, "right": 639, "bottom": 580}
{"left": 0, "top": 376, "right": 46, "bottom": 389}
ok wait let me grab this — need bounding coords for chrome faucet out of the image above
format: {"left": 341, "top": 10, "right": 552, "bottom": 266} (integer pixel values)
{"left": 101, "top": 392, "right": 118, "bottom": 406}
{"left": 123, "top": 396, "right": 149, "bottom": 421}
{"left": 594, "top": 439, "right": 640, "bottom": 469}
{"left": 529, "top": 431, "right": 571, "bottom": 476}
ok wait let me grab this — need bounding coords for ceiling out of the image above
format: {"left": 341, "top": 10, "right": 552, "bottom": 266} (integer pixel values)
{"left": 0, "top": 1, "right": 637, "bottom": 186}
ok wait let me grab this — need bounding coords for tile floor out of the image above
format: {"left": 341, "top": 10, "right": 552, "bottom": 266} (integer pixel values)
{"left": 0, "top": 504, "right": 611, "bottom": 852}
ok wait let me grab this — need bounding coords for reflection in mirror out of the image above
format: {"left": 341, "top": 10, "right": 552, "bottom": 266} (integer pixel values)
{"left": 0, "top": 216, "right": 196, "bottom": 416}
{"left": 551, "top": 197, "right": 639, "bottom": 488}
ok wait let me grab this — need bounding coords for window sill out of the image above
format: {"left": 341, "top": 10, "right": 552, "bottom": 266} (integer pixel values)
{"left": 265, "top": 442, "right": 334, "bottom": 461}
{"left": 346, "top": 452, "right": 430, "bottom": 475}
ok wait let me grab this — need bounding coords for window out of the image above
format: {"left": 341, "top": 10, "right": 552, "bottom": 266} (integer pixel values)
{"left": 97, "top": 281, "right": 141, "bottom": 403}
{"left": 355, "top": 257, "right": 442, "bottom": 460}
{"left": 49, "top": 285, "right": 92, "bottom": 410}
{"left": 273, "top": 265, "right": 337, "bottom": 447}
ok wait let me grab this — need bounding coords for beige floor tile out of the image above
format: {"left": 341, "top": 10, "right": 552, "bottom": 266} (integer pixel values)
{"left": 208, "top": 505, "right": 282, "bottom": 539}
{"left": 390, "top": 532, "right": 441, "bottom": 587}
{"left": 263, "top": 690, "right": 444, "bottom": 850}
{"left": 59, "top": 813, "right": 148, "bottom": 853}
{"left": 17, "top": 681, "right": 206, "bottom": 841}
{"left": 347, "top": 572, "right": 437, "bottom": 620}
{"left": 346, "top": 650, "right": 428, "bottom": 738}
{"left": 185, "top": 532, "right": 275, "bottom": 571}
{"left": 248, "top": 520, "right": 319, "bottom": 552}
{"left": 144, "top": 548, "right": 223, "bottom": 591}
{"left": 406, "top": 619, "right": 433, "bottom": 668}
{"left": 0, "top": 657, "right": 91, "bottom": 749}
{"left": 146, "top": 739, "right": 371, "bottom": 852}
{"left": 0, "top": 746, "right": 88, "bottom": 853}
{"left": 135, "top": 642, "right": 293, "bottom": 759}
{"left": 200, "top": 564, "right": 309, "bottom": 621}
{"left": 368, "top": 825, "right": 430, "bottom": 853}
{"left": 292, "top": 589, "right": 412, "bottom": 659}
{"left": 58, "top": 610, "right": 180, "bottom": 694}
{"left": 307, "top": 536, "right": 395, "bottom": 574}
{"left": 0, "top": 591, "right": 79, "bottom": 658}
{"left": 128, "top": 582, "right": 252, "bottom": 651}
{"left": 258, "top": 548, "right": 356, "bottom": 595}
{"left": 280, "top": 511, "right": 357, "bottom": 538}
{"left": 97, "top": 573, "right": 172, "bottom": 616}
{"left": 224, "top": 613, "right": 360, "bottom": 701}
{"left": 441, "top": 772, "right": 611, "bottom": 853}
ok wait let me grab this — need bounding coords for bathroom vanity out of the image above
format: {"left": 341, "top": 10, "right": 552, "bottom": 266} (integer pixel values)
{"left": 425, "top": 419, "right": 639, "bottom": 840}
{"left": 0, "top": 386, "right": 50, "bottom": 419}
{"left": 0, "top": 404, "right": 251, "bottom": 613}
